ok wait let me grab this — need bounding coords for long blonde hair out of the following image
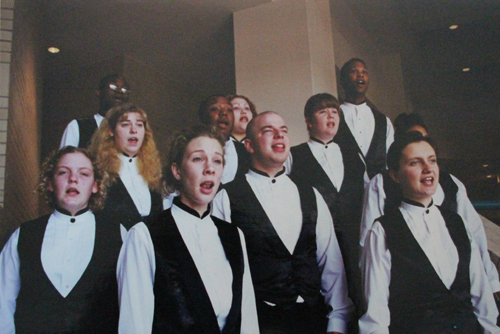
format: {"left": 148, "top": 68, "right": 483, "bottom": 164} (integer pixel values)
{"left": 89, "top": 103, "right": 163, "bottom": 192}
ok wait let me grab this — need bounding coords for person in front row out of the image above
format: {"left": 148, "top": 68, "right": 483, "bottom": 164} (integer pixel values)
{"left": 359, "top": 113, "right": 500, "bottom": 299}
{"left": 0, "top": 146, "right": 122, "bottom": 333}
{"left": 198, "top": 95, "right": 251, "bottom": 184}
{"left": 334, "top": 58, "right": 394, "bottom": 184}
{"left": 117, "top": 125, "right": 259, "bottom": 334}
{"left": 90, "top": 103, "right": 164, "bottom": 234}
{"left": 359, "top": 132, "right": 499, "bottom": 334}
{"left": 212, "top": 111, "right": 353, "bottom": 334}
{"left": 286, "top": 93, "right": 366, "bottom": 321}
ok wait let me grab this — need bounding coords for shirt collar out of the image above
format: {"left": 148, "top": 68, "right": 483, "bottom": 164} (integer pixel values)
{"left": 173, "top": 196, "right": 211, "bottom": 219}
{"left": 400, "top": 198, "right": 434, "bottom": 213}
{"left": 53, "top": 207, "right": 93, "bottom": 222}
{"left": 309, "top": 136, "right": 335, "bottom": 146}
{"left": 249, "top": 166, "right": 286, "bottom": 178}
{"left": 119, "top": 153, "right": 137, "bottom": 164}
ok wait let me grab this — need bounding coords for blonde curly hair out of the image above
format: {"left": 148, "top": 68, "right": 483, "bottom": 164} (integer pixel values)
{"left": 89, "top": 103, "right": 163, "bottom": 193}
{"left": 38, "top": 146, "right": 108, "bottom": 211}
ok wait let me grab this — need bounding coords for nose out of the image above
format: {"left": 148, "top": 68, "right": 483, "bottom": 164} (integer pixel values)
{"left": 68, "top": 172, "right": 78, "bottom": 183}
{"left": 274, "top": 129, "right": 284, "bottom": 139}
{"left": 219, "top": 107, "right": 227, "bottom": 117}
{"left": 204, "top": 161, "right": 215, "bottom": 175}
{"left": 130, "top": 124, "right": 138, "bottom": 133}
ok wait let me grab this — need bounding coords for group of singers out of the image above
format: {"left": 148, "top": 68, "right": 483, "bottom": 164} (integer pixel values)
{"left": 0, "top": 58, "right": 499, "bottom": 334}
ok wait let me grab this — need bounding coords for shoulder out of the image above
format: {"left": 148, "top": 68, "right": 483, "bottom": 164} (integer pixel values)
{"left": 20, "top": 214, "right": 51, "bottom": 231}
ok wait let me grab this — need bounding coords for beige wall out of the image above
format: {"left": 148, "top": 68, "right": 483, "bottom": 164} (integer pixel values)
{"left": 2, "top": 0, "right": 43, "bottom": 244}
{"left": 234, "top": 0, "right": 337, "bottom": 145}
{"left": 329, "top": 0, "right": 407, "bottom": 120}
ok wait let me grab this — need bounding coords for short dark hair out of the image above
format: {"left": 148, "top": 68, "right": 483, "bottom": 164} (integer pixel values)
{"left": 304, "top": 93, "right": 341, "bottom": 120}
{"left": 340, "top": 58, "right": 367, "bottom": 91}
{"left": 197, "top": 95, "right": 230, "bottom": 124}
{"left": 164, "top": 124, "right": 226, "bottom": 194}
{"left": 38, "top": 146, "right": 108, "bottom": 211}
{"left": 98, "top": 74, "right": 129, "bottom": 91}
{"left": 394, "top": 113, "right": 427, "bottom": 141}
{"left": 228, "top": 94, "right": 258, "bottom": 117}
{"left": 387, "top": 131, "right": 437, "bottom": 172}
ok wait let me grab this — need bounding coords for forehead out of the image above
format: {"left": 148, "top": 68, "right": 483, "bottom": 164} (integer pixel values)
{"left": 185, "top": 136, "right": 223, "bottom": 154}
{"left": 231, "top": 97, "right": 248, "bottom": 106}
{"left": 211, "top": 97, "right": 230, "bottom": 106}
{"left": 402, "top": 141, "right": 435, "bottom": 159}
{"left": 57, "top": 152, "right": 93, "bottom": 169}
{"left": 350, "top": 61, "right": 367, "bottom": 70}
{"left": 119, "top": 111, "right": 144, "bottom": 121}
{"left": 256, "top": 113, "right": 286, "bottom": 130}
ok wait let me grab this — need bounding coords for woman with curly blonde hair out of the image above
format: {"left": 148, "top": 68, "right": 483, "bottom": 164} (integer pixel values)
{"left": 0, "top": 146, "right": 122, "bottom": 333}
{"left": 90, "top": 102, "right": 163, "bottom": 231}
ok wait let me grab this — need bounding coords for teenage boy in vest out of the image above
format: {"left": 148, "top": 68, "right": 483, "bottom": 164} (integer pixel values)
{"left": 212, "top": 111, "right": 353, "bottom": 334}
{"left": 198, "top": 95, "right": 251, "bottom": 184}
{"left": 0, "top": 146, "right": 122, "bottom": 333}
{"left": 60, "top": 74, "right": 130, "bottom": 148}
{"left": 334, "top": 58, "right": 394, "bottom": 184}
{"left": 286, "top": 93, "right": 366, "bottom": 321}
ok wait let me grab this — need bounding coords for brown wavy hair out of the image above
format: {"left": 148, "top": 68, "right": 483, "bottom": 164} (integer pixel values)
{"left": 163, "top": 124, "right": 226, "bottom": 194}
{"left": 89, "top": 103, "right": 163, "bottom": 192}
{"left": 227, "top": 94, "right": 258, "bottom": 117}
{"left": 38, "top": 146, "right": 108, "bottom": 211}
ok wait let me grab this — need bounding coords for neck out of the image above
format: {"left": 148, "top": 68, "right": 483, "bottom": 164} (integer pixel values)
{"left": 231, "top": 132, "right": 246, "bottom": 142}
{"left": 404, "top": 195, "right": 433, "bottom": 208}
{"left": 180, "top": 195, "right": 208, "bottom": 218}
{"left": 344, "top": 94, "right": 366, "bottom": 105}
{"left": 310, "top": 135, "right": 335, "bottom": 144}
{"left": 251, "top": 161, "right": 284, "bottom": 178}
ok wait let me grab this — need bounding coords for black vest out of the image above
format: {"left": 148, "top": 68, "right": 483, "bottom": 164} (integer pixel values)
{"left": 76, "top": 117, "right": 98, "bottom": 148}
{"left": 232, "top": 141, "right": 251, "bottom": 180}
{"left": 147, "top": 208, "right": 244, "bottom": 334}
{"left": 102, "top": 177, "right": 163, "bottom": 230}
{"left": 335, "top": 103, "right": 388, "bottom": 179}
{"left": 380, "top": 206, "right": 481, "bottom": 334}
{"left": 290, "top": 142, "right": 365, "bottom": 236}
{"left": 15, "top": 213, "right": 122, "bottom": 333}
{"left": 383, "top": 170, "right": 459, "bottom": 213}
{"left": 224, "top": 175, "right": 322, "bottom": 308}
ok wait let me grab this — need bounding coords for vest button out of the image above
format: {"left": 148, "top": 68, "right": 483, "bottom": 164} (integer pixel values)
{"left": 272, "top": 179, "right": 276, "bottom": 184}
{"left": 325, "top": 145, "right": 328, "bottom": 149}
{"left": 129, "top": 159, "right": 132, "bottom": 163}
{"left": 425, "top": 209, "right": 429, "bottom": 214}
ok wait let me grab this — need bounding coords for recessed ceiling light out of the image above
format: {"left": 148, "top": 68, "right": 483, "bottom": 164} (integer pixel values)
{"left": 462, "top": 67, "right": 470, "bottom": 72}
{"left": 449, "top": 25, "right": 458, "bottom": 30}
{"left": 48, "top": 47, "right": 60, "bottom": 53}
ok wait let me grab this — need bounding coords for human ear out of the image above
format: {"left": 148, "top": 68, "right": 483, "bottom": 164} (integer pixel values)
{"left": 244, "top": 139, "right": 254, "bottom": 154}
{"left": 171, "top": 163, "right": 182, "bottom": 181}
{"left": 389, "top": 170, "right": 400, "bottom": 184}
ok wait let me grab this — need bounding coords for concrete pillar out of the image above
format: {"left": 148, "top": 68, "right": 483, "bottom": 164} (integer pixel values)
{"left": 234, "top": 0, "right": 337, "bottom": 144}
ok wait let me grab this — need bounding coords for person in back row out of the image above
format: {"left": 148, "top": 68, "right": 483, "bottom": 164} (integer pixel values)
{"left": 360, "top": 113, "right": 500, "bottom": 299}
{"left": 117, "top": 125, "right": 258, "bottom": 333}
{"left": 228, "top": 94, "right": 258, "bottom": 143}
{"left": 334, "top": 58, "right": 394, "bottom": 184}
{"left": 90, "top": 103, "right": 163, "bottom": 234}
{"left": 212, "top": 111, "right": 353, "bottom": 334}
{"left": 286, "top": 93, "right": 366, "bottom": 322}
{"left": 60, "top": 74, "right": 130, "bottom": 148}
{"left": 198, "top": 95, "right": 251, "bottom": 184}
{"left": 0, "top": 146, "right": 122, "bottom": 333}
{"left": 360, "top": 132, "right": 499, "bottom": 333}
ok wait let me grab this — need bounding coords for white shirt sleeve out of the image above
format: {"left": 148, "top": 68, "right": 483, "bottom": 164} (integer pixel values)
{"left": 385, "top": 117, "right": 394, "bottom": 154}
{"left": 314, "top": 188, "right": 354, "bottom": 333}
{"left": 238, "top": 228, "right": 260, "bottom": 334}
{"left": 211, "top": 189, "right": 232, "bottom": 222}
{"left": 60, "top": 119, "right": 80, "bottom": 148}
{"left": 468, "top": 237, "right": 500, "bottom": 333}
{"left": 360, "top": 173, "right": 386, "bottom": 248}
{"left": 452, "top": 174, "right": 500, "bottom": 292}
{"left": 359, "top": 222, "right": 391, "bottom": 334}
{"left": 0, "top": 229, "right": 21, "bottom": 334}
{"left": 284, "top": 152, "right": 293, "bottom": 175}
{"left": 117, "top": 222, "right": 156, "bottom": 334}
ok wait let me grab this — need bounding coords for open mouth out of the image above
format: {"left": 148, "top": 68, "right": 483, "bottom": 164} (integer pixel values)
{"left": 239, "top": 116, "right": 249, "bottom": 123}
{"left": 217, "top": 120, "right": 229, "bottom": 129}
{"left": 200, "top": 181, "right": 215, "bottom": 194}
{"left": 66, "top": 188, "right": 80, "bottom": 195}
{"left": 128, "top": 137, "right": 138, "bottom": 143}
{"left": 272, "top": 143, "right": 286, "bottom": 152}
{"left": 420, "top": 177, "right": 434, "bottom": 186}
{"left": 356, "top": 80, "right": 366, "bottom": 85}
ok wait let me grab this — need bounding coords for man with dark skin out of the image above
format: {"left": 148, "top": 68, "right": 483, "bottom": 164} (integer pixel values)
{"left": 334, "top": 58, "right": 394, "bottom": 184}
{"left": 60, "top": 74, "right": 130, "bottom": 148}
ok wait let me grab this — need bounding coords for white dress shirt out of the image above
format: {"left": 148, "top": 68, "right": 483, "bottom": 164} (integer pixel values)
{"left": 0, "top": 210, "right": 99, "bottom": 334}
{"left": 60, "top": 113, "right": 104, "bottom": 148}
{"left": 340, "top": 102, "right": 394, "bottom": 157}
{"left": 118, "top": 154, "right": 152, "bottom": 217}
{"left": 221, "top": 139, "right": 238, "bottom": 184}
{"left": 359, "top": 201, "right": 500, "bottom": 334}
{"left": 211, "top": 169, "right": 354, "bottom": 333}
{"left": 285, "top": 139, "right": 344, "bottom": 190}
{"left": 117, "top": 203, "right": 259, "bottom": 334}
{"left": 360, "top": 172, "right": 500, "bottom": 292}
